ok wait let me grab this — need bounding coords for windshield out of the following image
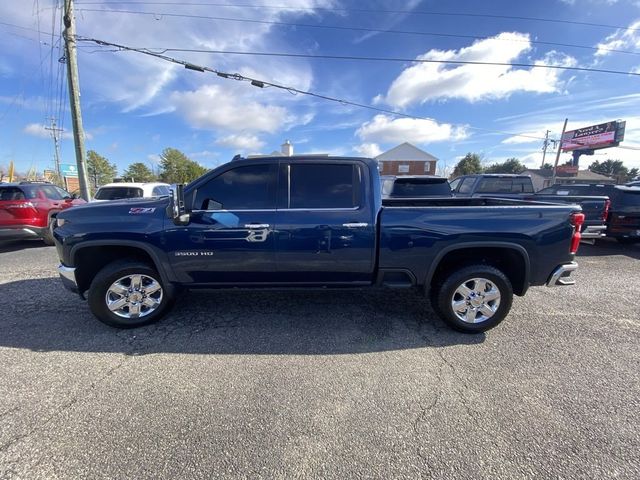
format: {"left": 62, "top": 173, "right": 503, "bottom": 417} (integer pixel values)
{"left": 95, "top": 186, "right": 144, "bottom": 200}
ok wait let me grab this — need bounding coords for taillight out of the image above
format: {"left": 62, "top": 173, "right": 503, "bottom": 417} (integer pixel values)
{"left": 602, "top": 199, "right": 611, "bottom": 222}
{"left": 570, "top": 212, "right": 585, "bottom": 254}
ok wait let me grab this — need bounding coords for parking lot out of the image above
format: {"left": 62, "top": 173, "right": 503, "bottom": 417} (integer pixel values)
{"left": 0, "top": 240, "right": 638, "bottom": 479}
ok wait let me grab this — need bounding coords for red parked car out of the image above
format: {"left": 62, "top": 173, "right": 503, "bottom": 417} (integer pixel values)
{"left": 0, "top": 182, "right": 86, "bottom": 245}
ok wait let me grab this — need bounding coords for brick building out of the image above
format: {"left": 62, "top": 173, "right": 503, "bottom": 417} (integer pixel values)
{"left": 376, "top": 142, "right": 439, "bottom": 176}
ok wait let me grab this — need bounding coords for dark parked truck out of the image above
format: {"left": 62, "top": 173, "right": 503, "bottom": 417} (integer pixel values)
{"left": 450, "top": 174, "right": 610, "bottom": 240}
{"left": 54, "top": 157, "right": 584, "bottom": 333}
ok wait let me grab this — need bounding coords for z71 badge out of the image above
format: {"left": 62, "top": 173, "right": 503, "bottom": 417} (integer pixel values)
{"left": 129, "top": 207, "right": 156, "bottom": 214}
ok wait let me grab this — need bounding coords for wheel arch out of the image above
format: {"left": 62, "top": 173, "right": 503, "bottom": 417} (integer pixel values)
{"left": 425, "top": 242, "right": 530, "bottom": 296}
{"left": 70, "top": 241, "right": 173, "bottom": 294}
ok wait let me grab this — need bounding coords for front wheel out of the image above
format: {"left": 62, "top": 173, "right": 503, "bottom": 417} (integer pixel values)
{"left": 87, "top": 260, "right": 174, "bottom": 328}
{"left": 42, "top": 216, "right": 56, "bottom": 246}
{"left": 431, "top": 265, "right": 513, "bottom": 333}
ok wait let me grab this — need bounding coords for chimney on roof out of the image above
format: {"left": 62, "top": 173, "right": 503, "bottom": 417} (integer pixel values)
{"left": 281, "top": 139, "right": 293, "bottom": 157}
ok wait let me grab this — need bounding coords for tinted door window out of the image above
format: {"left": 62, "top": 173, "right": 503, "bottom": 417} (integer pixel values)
{"left": 289, "top": 164, "right": 359, "bottom": 209}
{"left": 477, "top": 178, "right": 513, "bottom": 193}
{"left": 513, "top": 178, "right": 534, "bottom": 193}
{"left": 449, "top": 178, "right": 461, "bottom": 191}
{"left": 38, "top": 185, "right": 67, "bottom": 200}
{"left": 458, "top": 178, "right": 476, "bottom": 194}
{"left": 194, "top": 164, "right": 276, "bottom": 210}
{"left": 152, "top": 186, "right": 170, "bottom": 196}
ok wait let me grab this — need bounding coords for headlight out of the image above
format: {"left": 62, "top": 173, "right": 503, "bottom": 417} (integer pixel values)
{"left": 56, "top": 218, "right": 66, "bottom": 227}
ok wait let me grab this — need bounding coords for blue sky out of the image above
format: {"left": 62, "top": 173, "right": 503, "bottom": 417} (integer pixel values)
{"left": 1, "top": 0, "right": 639, "bottom": 176}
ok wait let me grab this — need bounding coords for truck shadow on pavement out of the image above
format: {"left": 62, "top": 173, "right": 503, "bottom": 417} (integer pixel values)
{"left": 0, "top": 278, "right": 484, "bottom": 355}
{"left": 0, "top": 240, "right": 50, "bottom": 254}
{"left": 577, "top": 239, "right": 640, "bottom": 259}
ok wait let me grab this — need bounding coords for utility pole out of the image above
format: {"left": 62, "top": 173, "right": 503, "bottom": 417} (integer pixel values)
{"left": 540, "top": 129, "right": 551, "bottom": 168}
{"left": 63, "top": 0, "right": 91, "bottom": 200}
{"left": 551, "top": 118, "right": 568, "bottom": 186}
{"left": 44, "top": 117, "right": 63, "bottom": 183}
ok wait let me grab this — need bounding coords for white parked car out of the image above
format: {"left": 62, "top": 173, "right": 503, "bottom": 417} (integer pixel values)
{"left": 93, "top": 182, "right": 171, "bottom": 202}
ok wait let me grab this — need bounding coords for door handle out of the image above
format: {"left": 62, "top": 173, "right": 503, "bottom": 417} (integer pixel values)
{"left": 342, "top": 222, "right": 368, "bottom": 228}
{"left": 244, "top": 223, "right": 270, "bottom": 229}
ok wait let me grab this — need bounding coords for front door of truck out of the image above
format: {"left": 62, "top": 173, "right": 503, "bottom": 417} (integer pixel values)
{"left": 165, "top": 163, "right": 278, "bottom": 284}
{"left": 274, "top": 161, "right": 376, "bottom": 284}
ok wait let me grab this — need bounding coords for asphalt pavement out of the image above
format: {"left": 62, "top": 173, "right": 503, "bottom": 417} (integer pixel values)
{"left": 0, "top": 239, "right": 638, "bottom": 479}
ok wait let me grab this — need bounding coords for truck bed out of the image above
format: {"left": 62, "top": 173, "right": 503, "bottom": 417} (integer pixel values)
{"left": 378, "top": 199, "right": 580, "bottom": 289}
{"left": 382, "top": 196, "right": 562, "bottom": 208}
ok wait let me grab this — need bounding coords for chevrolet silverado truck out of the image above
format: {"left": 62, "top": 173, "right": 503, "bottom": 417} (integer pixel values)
{"left": 54, "top": 156, "right": 583, "bottom": 333}
{"left": 450, "top": 174, "right": 609, "bottom": 240}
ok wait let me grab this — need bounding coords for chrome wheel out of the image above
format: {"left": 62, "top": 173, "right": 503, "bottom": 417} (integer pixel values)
{"left": 451, "top": 277, "right": 501, "bottom": 324}
{"left": 105, "top": 274, "right": 163, "bottom": 319}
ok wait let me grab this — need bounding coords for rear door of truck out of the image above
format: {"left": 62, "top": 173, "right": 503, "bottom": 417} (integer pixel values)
{"left": 274, "top": 160, "right": 376, "bottom": 284}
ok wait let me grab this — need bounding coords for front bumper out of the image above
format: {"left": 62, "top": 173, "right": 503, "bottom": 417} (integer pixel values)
{"left": 58, "top": 264, "right": 79, "bottom": 293}
{"left": 546, "top": 262, "right": 578, "bottom": 287}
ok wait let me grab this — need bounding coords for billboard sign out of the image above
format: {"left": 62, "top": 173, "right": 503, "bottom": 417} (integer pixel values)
{"left": 561, "top": 121, "right": 623, "bottom": 152}
{"left": 60, "top": 163, "right": 78, "bottom": 177}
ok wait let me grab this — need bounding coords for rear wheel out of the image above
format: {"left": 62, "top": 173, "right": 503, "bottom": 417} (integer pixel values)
{"left": 87, "top": 260, "right": 173, "bottom": 328}
{"left": 431, "top": 265, "right": 513, "bottom": 333}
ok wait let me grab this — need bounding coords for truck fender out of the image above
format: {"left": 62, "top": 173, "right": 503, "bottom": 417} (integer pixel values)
{"left": 424, "top": 241, "right": 531, "bottom": 290}
{"left": 70, "top": 239, "right": 178, "bottom": 286}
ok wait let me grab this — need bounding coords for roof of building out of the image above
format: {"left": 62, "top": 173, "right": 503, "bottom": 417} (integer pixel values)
{"left": 375, "top": 142, "right": 439, "bottom": 162}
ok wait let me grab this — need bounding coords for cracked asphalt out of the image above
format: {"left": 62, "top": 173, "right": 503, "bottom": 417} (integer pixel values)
{"left": 0, "top": 239, "right": 638, "bottom": 479}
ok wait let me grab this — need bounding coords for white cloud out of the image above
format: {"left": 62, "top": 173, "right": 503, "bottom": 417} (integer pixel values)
{"left": 215, "top": 134, "right": 265, "bottom": 151}
{"left": 0, "top": 1, "right": 330, "bottom": 114}
{"left": 170, "top": 85, "right": 294, "bottom": 134}
{"left": 594, "top": 19, "right": 640, "bottom": 57}
{"left": 353, "top": 143, "right": 382, "bottom": 157}
{"left": 376, "top": 33, "right": 576, "bottom": 107}
{"left": 22, "top": 123, "right": 91, "bottom": 140}
{"left": 23, "top": 123, "right": 53, "bottom": 139}
{"left": 356, "top": 114, "right": 468, "bottom": 145}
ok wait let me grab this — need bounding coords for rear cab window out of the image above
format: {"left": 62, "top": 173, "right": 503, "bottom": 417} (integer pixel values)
{"left": 95, "top": 187, "right": 144, "bottom": 200}
{"left": 477, "top": 178, "right": 513, "bottom": 194}
{"left": 391, "top": 178, "right": 451, "bottom": 197}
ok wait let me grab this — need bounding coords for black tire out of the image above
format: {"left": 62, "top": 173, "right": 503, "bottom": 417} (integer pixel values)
{"left": 430, "top": 264, "right": 513, "bottom": 333}
{"left": 87, "top": 260, "right": 174, "bottom": 328}
{"left": 42, "top": 216, "right": 56, "bottom": 246}
{"left": 616, "top": 237, "right": 640, "bottom": 245}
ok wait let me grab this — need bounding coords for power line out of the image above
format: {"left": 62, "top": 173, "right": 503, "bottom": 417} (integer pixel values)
{"left": 0, "top": 20, "right": 54, "bottom": 36}
{"left": 77, "top": 38, "right": 640, "bottom": 77}
{"left": 73, "top": 1, "right": 640, "bottom": 33}
{"left": 74, "top": 8, "right": 640, "bottom": 57}
{"left": 73, "top": 35, "right": 565, "bottom": 143}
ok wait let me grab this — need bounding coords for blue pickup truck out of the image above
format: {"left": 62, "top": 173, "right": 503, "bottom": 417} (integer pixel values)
{"left": 54, "top": 156, "right": 584, "bottom": 333}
